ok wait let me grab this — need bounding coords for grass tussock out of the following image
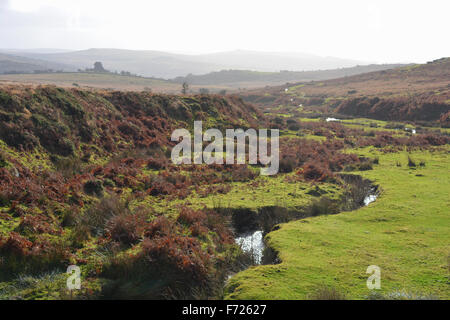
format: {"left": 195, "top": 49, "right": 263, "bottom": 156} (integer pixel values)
{"left": 309, "top": 286, "right": 347, "bottom": 300}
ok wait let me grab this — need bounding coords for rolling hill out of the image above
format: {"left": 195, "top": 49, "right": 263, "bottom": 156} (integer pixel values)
{"left": 241, "top": 58, "right": 450, "bottom": 125}
{"left": 0, "top": 72, "right": 181, "bottom": 93}
{"left": 0, "top": 53, "right": 76, "bottom": 74}
{"left": 2, "top": 48, "right": 366, "bottom": 79}
{"left": 171, "top": 64, "right": 407, "bottom": 87}
{"left": 0, "top": 64, "right": 406, "bottom": 93}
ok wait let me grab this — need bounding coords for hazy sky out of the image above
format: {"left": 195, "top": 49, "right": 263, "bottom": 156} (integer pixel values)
{"left": 1, "top": 0, "right": 449, "bottom": 63}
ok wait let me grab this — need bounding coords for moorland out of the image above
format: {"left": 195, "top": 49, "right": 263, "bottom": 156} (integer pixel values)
{"left": 0, "top": 57, "right": 448, "bottom": 300}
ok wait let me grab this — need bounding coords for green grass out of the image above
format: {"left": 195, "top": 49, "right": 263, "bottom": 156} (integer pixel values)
{"left": 130, "top": 173, "right": 342, "bottom": 217}
{"left": 330, "top": 118, "right": 407, "bottom": 134}
{"left": 194, "top": 175, "right": 341, "bottom": 210}
{"left": 0, "top": 270, "right": 104, "bottom": 300}
{"left": 225, "top": 147, "right": 450, "bottom": 299}
{"left": 279, "top": 130, "right": 327, "bottom": 141}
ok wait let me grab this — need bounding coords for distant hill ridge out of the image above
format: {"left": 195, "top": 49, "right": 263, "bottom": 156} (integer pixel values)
{"left": 0, "top": 48, "right": 368, "bottom": 78}
{"left": 171, "top": 64, "right": 407, "bottom": 86}
{"left": 0, "top": 52, "right": 76, "bottom": 74}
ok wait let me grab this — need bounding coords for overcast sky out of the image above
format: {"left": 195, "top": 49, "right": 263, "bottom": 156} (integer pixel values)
{"left": 0, "top": 0, "right": 449, "bottom": 63}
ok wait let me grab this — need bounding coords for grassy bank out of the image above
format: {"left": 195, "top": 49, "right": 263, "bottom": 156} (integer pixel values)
{"left": 225, "top": 147, "right": 450, "bottom": 299}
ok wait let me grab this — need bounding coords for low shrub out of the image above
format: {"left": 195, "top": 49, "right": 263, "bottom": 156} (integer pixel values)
{"left": 147, "top": 175, "right": 177, "bottom": 196}
{"left": 144, "top": 216, "right": 175, "bottom": 239}
{"left": 102, "top": 226, "right": 213, "bottom": 299}
{"left": 302, "top": 162, "right": 333, "bottom": 182}
{"left": 147, "top": 156, "right": 168, "bottom": 170}
{"left": 229, "top": 165, "right": 257, "bottom": 182}
{"left": 177, "top": 207, "right": 207, "bottom": 226}
{"left": 0, "top": 233, "right": 70, "bottom": 281}
{"left": 53, "top": 156, "right": 83, "bottom": 178}
{"left": 105, "top": 210, "right": 148, "bottom": 246}
{"left": 357, "top": 161, "right": 373, "bottom": 171}
{"left": 258, "top": 206, "right": 292, "bottom": 234}
{"left": 83, "top": 180, "right": 104, "bottom": 196}
{"left": 15, "top": 214, "right": 60, "bottom": 236}
{"left": 81, "top": 195, "right": 128, "bottom": 237}
{"left": 279, "top": 157, "right": 296, "bottom": 173}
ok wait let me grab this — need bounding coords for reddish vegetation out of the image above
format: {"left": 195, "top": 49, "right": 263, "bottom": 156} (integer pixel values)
{"left": 140, "top": 234, "right": 210, "bottom": 282}
{"left": 0, "top": 85, "right": 264, "bottom": 157}
{"left": 275, "top": 119, "right": 449, "bottom": 182}
{"left": 110, "top": 212, "right": 214, "bottom": 285}
{"left": 335, "top": 93, "right": 450, "bottom": 124}
{"left": 0, "top": 81, "right": 448, "bottom": 297}
{"left": 270, "top": 132, "right": 352, "bottom": 182}
{"left": 0, "top": 232, "right": 33, "bottom": 257}
{"left": 0, "top": 85, "right": 265, "bottom": 292}
{"left": 0, "top": 231, "right": 71, "bottom": 279}
{"left": 105, "top": 211, "right": 147, "bottom": 245}
{"left": 100, "top": 208, "right": 234, "bottom": 298}
{"left": 301, "top": 162, "right": 333, "bottom": 182}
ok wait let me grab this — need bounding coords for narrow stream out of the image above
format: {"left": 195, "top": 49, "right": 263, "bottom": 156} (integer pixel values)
{"left": 235, "top": 230, "right": 264, "bottom": 264}
{"left": 234, "top": 186, "right": 379, "bottom": 266}
{"left": 363, "top": 192, "right": 377, "bottom": 206}
{"left": 405, "top": 127, "right": 417, "bottom": 134}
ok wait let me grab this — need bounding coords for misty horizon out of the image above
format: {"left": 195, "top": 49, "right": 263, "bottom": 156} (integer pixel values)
{"left": 1, "top": 0, "right": 449, "bottom": 64}
{"left": 1, "top": 47, "right": 427, "bottom": 65}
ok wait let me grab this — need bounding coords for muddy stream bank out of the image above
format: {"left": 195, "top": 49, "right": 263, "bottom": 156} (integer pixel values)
{"left": 228, "top": 174, "right": 380, "bottom": 270}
